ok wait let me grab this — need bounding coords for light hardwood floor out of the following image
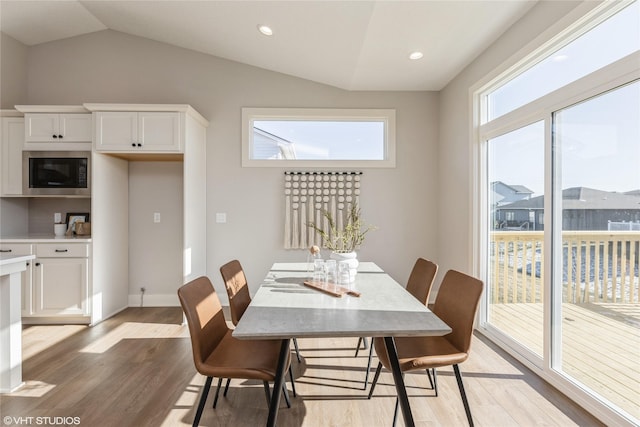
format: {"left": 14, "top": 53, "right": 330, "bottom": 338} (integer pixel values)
{"left": 1, "top": 307, "right": 603, "bottom": 427}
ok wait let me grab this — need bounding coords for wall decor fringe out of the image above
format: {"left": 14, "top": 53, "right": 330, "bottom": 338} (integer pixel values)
{"left": 284, "top": 171, "right": 362, "bottom": 249}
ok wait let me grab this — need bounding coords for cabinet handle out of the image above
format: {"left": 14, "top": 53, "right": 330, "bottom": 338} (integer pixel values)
{"left": 52, "top": 134, "right": 58, "bottom": 138}
{"left": 55, "top": 249, "right": 69, "bottom": 253}
{"left": 0, "top": 249, "right": 11, "bottom": 252}
{"left": 58, "top": 134, "right": 64, "bottom": 138}
{"left": 137, "top": 143, "right": 142, "bottom": 147}
{"left": 132, "top": 142, "right": 137, "bottom": 147}
{"left": 36, "top": 262, "right": 41, "bottom": 266}
{"left": 26, "top": 262, "right": 30, "bottom": 266}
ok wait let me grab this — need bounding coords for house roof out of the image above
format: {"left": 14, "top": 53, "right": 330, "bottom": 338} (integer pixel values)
{"left": 500, "top": 187, "right": 640, "bottom": 210}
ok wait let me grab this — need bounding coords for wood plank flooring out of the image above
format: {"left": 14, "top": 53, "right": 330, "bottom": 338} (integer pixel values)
{"left": 490, "top": 302, "right": 640, "bottom": 420}
{"left": 0, "top": 307, "right": 604, "bottom": 427}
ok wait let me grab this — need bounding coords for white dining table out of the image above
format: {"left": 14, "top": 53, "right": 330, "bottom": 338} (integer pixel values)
{"left": 232, "top": 262, "right": 451, "bottom": 427}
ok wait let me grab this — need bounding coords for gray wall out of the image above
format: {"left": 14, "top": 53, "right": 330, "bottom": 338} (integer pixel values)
{"left": 0, "top": 33, "right": 28, "bottom": 108}
{"left": 128, "top": 161, "right": 183, "bottom": 301}
{"left": 22, "top": 30, "right": 439, "bottom": 300}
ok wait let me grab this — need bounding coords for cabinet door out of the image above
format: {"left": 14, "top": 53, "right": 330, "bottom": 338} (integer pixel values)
{"left": 139, "top": 112, "right": 181, "bottom": 152}
{"left": 33, "top": 258, "right": 88, "bottom": 316}
{"left": 94, "top": 112, "right": 139, "bottom": 151}
{"left": 59, "top": 114, "right": 91, "bottom": 142}
{"left": 24, "top": 114, "right": 59, "bottom": 142}
{"left": 1, "top": 117, "right": 25, "bottom": 196}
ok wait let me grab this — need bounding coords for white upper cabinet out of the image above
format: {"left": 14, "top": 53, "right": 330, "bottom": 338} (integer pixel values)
{"left": 15, "top": 106, "right": 92, "bottom": 150}
{"left": 94, "top": 111, "right": 181, "bottom": 152}
{"left": 24, "top": 113, "right": 92, "bottom": 142}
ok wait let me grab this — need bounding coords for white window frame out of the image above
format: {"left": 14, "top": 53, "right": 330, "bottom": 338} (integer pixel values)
{"left": 470, "top": 2, "right": 639, "bottom": 426}
{"left": 241, "top": 108, "right": 396, "bottom": 168}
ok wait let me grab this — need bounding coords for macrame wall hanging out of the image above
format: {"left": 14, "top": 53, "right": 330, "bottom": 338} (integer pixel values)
{"left": 284, "top": 171, "right": 362, "bottom": 249}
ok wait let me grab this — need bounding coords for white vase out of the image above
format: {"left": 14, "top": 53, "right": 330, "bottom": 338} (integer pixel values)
{"left": 330, "top": 251, "right": 358, "bottom": 282}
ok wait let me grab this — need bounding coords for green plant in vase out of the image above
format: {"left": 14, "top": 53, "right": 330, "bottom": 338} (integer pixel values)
{"left": 307, "top": 204, "right": 376, "bottom": 281}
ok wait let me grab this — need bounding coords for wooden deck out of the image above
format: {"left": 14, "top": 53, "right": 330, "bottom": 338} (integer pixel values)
{"left": 490, "top": 302, "right": 640, "bottom": 420}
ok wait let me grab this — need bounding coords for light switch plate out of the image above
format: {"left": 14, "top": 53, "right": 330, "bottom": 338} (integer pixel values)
{"left": 216, "top": 213, "right": 227, "bottom": 223}
{"left": 154, "top": 213, "right": 161, "bottom": 223}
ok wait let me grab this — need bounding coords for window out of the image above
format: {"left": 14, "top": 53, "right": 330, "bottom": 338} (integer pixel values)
{"left": 474, "top": 1, "right": 639, "bottom": 425}
{"left": 242, "top": 108, "right": 396, "bottom": 167}
{"left": 486, "top": 1, "right": 639, "bottom": 121}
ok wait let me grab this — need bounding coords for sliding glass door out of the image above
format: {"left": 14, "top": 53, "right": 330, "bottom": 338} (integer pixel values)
{"left": 553, "top": 81, "right": 639, "bottom": 419}
{"left": 476, "top": 2, "right": 639, "bottom": 423}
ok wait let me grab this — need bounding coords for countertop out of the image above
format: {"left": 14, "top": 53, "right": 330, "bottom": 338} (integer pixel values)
{"left": 1, "top": 234, "right": 92, "bottom": 243}
{"left": 0, "top": 253, "right": 36, "bottom": 267}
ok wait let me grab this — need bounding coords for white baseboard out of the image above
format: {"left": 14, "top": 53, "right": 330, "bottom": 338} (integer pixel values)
{"left": 128, "top": 293, "right": 180, "bottom": 307}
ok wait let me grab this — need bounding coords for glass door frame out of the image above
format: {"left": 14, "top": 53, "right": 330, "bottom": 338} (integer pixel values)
{"left": 472, "top": 52, "right": 640, "bottom": 426}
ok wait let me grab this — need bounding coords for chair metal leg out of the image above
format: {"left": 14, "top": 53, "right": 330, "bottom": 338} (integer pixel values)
{"left": 223, "top": 378, "right": 231, "bottom": 397}
{"left": 362, "top": 341, "right": 375, "bottom": 390}
{"left": 426, "top": 369, "right": 434, "bottom": 390}
{"left": 193, "top": 376, "right": 212, "bottom": 427}
{"left": 367, "top": 362, "right": 383, "bottom": 399}
{"left": 355, "top": 336, "right": 370, "bottom": 357}
{"left": 292, "top": 338, "right": 302, "bottom": 363}
{"left": 289, "top": 365, "right": 297, "bottom": 397}
{"left": 282, "top": 383, "right": 291, "bottom": 408}
{"left": 212, "top": 377, "right": 223, "bottom": 408}
{"left": 392, "top": 396, "right": 400, "bottom": 427}
{"left": 453, "top": 364, "right": 474, "bottom": 427}
{"left": 433, "top": 368, "right": 438, "bottom": 397}
{"left": 263, "top": 381, "right": 271, "bottom": 406}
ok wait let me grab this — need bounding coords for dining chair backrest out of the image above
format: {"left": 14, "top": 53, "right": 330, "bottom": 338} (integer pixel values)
{"left": 431, "top": 270, "right": 484, "bottom": 354}
{"left": 220, "top": 259, "right": 251, "bottom": 326}
{"left": 177, "top": 276, "right": 229, "bottom": 374}
{"left": 405, "top": 258, "right": 438, "bottom": 305}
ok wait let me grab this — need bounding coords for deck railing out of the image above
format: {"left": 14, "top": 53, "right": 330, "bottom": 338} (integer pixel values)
{"left": 490, "top": 231, "right": 640, "bottom": 304}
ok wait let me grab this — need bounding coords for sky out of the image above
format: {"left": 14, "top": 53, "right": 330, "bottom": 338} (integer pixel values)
{"left": 254, "top": 120, "right": 385, "bottom": 160}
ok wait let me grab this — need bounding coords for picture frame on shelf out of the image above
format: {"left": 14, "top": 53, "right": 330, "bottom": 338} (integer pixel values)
{"left": 66, "top": 212, "right": 90, "bottom": 235}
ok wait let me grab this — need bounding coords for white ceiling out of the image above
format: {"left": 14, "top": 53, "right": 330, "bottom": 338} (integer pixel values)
{"left": 0, "top": 0, "right": 537, "bottom": 91}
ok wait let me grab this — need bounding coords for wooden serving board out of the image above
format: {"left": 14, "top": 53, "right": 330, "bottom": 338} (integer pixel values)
{"left": 303, "top": 280, "right": 361, "bottom": 297}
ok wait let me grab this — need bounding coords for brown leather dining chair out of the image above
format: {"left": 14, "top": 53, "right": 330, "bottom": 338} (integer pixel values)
{"left": 178, "top": 276, "right": 293, "bottom": 427}
{"left": 219, "top": 260, "right": 299, "bottom": 397}
{"left": 356, "top": 257, "right": 438, "bottom": 389}
{"left": 367, "top": 269, "right": 484, "bottom": 427}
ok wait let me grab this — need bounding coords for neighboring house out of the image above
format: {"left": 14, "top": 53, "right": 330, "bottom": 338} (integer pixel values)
{"left": 253, "top": 127, "right": 297, "bottom": 159}
{"left": 491, "top": 181, "right": 534, "bottom": 207}
{"left": 494, "top": 187, "right": 640, "bottom": 231}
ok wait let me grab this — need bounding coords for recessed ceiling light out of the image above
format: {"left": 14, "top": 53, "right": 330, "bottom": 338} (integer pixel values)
{"left": 409, "top": 51, "right": 423, "bottom": 60}
{"left": 258, "top": 25, "right": 273, "bottom": 36}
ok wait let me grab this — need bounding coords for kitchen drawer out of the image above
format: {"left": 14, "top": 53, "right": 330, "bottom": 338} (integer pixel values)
{"left": 36, "top": 243, "right": 89, "bottom": 258}
{"left": 0, "top": 243, "right": 33, "bottom": 256}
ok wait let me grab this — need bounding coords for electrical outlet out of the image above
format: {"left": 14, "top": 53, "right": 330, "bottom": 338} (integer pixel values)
{"left": 153, "top": 213, "right": 161, "bottom": 223}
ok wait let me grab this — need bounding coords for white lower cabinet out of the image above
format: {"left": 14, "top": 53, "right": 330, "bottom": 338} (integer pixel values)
{"left": 0, "top": 241, "right": 91, "bottom": 320}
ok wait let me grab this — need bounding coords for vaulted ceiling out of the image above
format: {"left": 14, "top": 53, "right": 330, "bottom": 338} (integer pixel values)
{"left": 0, "top": 0, "right": 537, "bottom": 91}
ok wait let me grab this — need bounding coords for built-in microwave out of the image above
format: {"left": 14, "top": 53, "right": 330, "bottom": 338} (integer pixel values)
{"left": 23, "top": 151, "right": 91, "bottom": 196}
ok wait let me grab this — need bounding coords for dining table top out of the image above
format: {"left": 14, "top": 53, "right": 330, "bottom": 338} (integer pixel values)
{"left": 232, "top": 261, "right": 451, "bottom": 340}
